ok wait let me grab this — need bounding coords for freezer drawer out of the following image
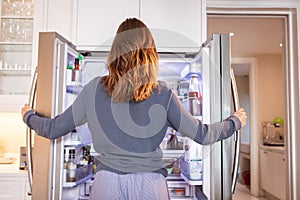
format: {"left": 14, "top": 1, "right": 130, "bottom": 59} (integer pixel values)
{"left": 168, "top": 180, "right": 191, "bottom": 199}
{"left": 167, "top": 175, "right": 193, "bottom": 199}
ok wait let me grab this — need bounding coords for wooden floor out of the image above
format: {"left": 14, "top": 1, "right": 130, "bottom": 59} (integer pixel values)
{"left": 233, "top": 182, "right": 267, "bottom": 200}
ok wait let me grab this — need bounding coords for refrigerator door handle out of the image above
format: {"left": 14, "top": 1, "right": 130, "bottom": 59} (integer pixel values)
{"left": 26, "top": 66, "right": 38, "bottom": 196}
{"left": 230, "top": 68, "right": 241, "bottom": 193}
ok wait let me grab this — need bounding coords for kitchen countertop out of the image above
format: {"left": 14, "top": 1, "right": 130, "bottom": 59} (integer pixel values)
{"left": 240, "top": 143, "right": 250, "bottom": 154}
{"left": 260, "top": 144, "right": 285, "bottom": 154}
{"left": 0, "top": 153, "right": 28, "bottom": 177}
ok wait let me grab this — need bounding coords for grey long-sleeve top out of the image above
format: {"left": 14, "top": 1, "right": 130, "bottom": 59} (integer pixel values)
{"left": 23, "top": 76, "right": 241, "bottom": 177}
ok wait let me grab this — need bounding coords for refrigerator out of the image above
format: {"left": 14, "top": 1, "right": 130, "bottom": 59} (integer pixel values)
{"left": 26, "top": 32, "right": 240, "bottom": 200}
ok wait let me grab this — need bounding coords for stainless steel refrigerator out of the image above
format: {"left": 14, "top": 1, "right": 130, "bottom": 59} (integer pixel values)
{"left": 27, "top": 32, "right": 107, "bottom": 200}
{"left": 26, "top": 32, "right": 240, "bottom": 200}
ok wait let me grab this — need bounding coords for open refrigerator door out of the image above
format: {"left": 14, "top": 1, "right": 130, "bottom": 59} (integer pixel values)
{"left": 158, "top": 51, "right": 204, "bottom": 199}
{"left": 158, "top": 34, "right": 239, "bottom": 200}
{"left": 26, "top": 32, "right": 107, "bottom": 200}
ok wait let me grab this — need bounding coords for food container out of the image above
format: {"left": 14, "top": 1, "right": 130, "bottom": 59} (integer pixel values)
{"left": 180, "top": 156, "right": 203, "bottom": 181}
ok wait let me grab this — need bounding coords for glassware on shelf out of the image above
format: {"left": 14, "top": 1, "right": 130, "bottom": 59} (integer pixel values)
{"left": 0, "top": 0, "right": 34, "bottom": 98}
{"left": 0, "top": 59, "right": 32, "bottom": 70}
{"left": 0, "top": 18, "right": 33, "bottom": 42}
{"left": 1, "top": 0, "right": 34, "bottom": 17}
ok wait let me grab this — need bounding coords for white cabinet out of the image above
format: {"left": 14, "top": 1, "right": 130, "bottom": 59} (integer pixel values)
{"left": 260, "top": 149, "right": 286, "bottom": 199}
{"left": 140, "top": 0, "right": 204, "bottom": 52}
{"left": 260, "top": 150, "right": 273, "bottom": 192}
{"left": 273, "top": 152, "right": 286, "bottom": 200}
{"left": 74, "top": 0, "right": 139, "bottom": 51}
{"left": 0, "top": 180, "right": 22, "bottom": 200}
{"left": 74, "top": 0, "right": 205, "bottom": 52}
{"left": 0, "top": 0, "right": 34, "bottom": 112}
{"left": 0, "top": 176, "right": 31, "bottom": 200}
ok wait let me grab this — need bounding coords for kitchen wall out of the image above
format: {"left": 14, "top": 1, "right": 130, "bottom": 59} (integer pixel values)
{"left": 257, "top": 54, "right": 284, "bottom": 136}
{"left": 0, "top": 113, "right": 27, "bottom": 154}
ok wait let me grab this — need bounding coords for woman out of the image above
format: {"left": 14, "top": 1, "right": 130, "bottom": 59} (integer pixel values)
{"left": 22, "top": 18, "right": 246, "bottom": 200}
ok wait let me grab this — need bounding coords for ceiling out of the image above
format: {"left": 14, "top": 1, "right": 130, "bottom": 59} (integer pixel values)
{"left": 207, "top": 16, "right": 285, "bottom": 75}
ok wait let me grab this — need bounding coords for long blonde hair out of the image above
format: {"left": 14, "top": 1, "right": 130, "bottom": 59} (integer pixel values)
{"left": 101, "top": 18, "right": 158, "bottom": 103}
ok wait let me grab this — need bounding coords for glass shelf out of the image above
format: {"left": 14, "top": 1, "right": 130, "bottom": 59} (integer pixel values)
{"left": 1, "top": 16, "right": 33, "bottom": 19}
{"left": 0, "top": 42, "right": 32, "bottom": 45}
{"left": 0, "top": 69, "right": 31, "bottom": 73}
{"left": 181, "top": 173, "right": 203, "bottom": 186}
{"left": 66, "top": 85, "right": 83, "bottom": 95}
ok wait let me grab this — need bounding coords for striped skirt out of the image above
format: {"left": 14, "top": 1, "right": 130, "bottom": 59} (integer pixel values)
{"left": 89, "top": 170, "right": 170, "bottom": 200}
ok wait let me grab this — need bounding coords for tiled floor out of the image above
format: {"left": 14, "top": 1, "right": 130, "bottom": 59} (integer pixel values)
{"left": 233, "top": 182, "right": 267, "bottom": 200}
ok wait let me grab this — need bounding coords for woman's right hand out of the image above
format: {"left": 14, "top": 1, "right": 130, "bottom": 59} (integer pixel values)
{"left": 233, "top": 108, "right": 247, "bottom": 128}
{"left": 21, "top": 103, "right": 33, "bottom": 118}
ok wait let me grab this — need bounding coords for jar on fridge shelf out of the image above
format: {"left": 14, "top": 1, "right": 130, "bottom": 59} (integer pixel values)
{"left": 168, "top": 129, "right": 178, "bottom": 150}
{"left": 184, "top": 137, "right": 202, "bottom": 161}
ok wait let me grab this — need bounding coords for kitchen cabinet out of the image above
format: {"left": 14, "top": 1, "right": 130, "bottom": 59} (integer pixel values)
{"left": 0, "top": 175, "right": 30, "bottom": 200}
{"left": 74, "top": 0, "right": 205, "bottom": 52}
{"left": 74, "top": 0, "right": 139, "bottom": 51}
{"left": 0, "top": 0, "right": 34, "bottom": 112}
{"left": 140, "top": 0, "right": 204, "bottom": 52}
{"left": 260, "top": 148, "right": 286, "bottom": 199}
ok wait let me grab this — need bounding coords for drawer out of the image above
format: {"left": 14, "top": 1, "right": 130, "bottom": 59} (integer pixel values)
{"left": 167, "top": 179, "right": 190, "bottom": 197}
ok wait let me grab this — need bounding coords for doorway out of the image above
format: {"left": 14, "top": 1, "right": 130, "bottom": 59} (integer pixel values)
{"left": 207, "top": 13, "right": 287, "bottom": 199}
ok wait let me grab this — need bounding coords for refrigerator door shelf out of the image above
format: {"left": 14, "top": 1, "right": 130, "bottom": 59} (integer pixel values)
{"left": 181, "top": 173, "right": 203, "bottom": 186}
{"left": 63, "top": 163, "right": 93, "bottom": 188}
{"left": 180, "top": 156, "right": 203, "bottom": 183}
{"left": 180, "top": 64, "right": 202, "bottom": 80}
{"left": 64, "top": 124, "right": 93, "bottom": 146}
{"left": 66, "top": 85, "right": 83, "bottom": 95}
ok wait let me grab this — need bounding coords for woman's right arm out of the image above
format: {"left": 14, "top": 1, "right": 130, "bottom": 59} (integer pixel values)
{"left": 22, "top": 87, "right": 88, "bottom": 139}
{"left": 167, "top": 92, "right": 246, "bottom": 145}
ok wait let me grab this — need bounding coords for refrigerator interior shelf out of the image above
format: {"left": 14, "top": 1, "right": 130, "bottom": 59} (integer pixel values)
{"left": 64, "top": 141, "right": 86, "bottom": 147}
{"left": 63, "top": 164, "right": 93, "bottom": 188}
{"left": 181, "top": 173, "right": 203, "bottom": 186}
{"left": 163, "top": 150, "right": 185, "bottom": 155}
{"left": 66, "top": 85, "right": 83, "bottom": 95}
{"left": 64, "top": 137, "right": 92, "bottom": 147}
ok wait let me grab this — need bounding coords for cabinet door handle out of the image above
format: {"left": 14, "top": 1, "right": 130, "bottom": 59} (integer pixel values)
{"left": 263, "top": 151, "right": 268, "bottom": 154}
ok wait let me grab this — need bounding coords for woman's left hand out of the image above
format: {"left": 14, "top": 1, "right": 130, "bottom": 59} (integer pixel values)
{"left": 21, "top": 103, "right": 33, "bottom": 118}
{"left": 233, "top": 108, "right": 247, "bottom": 128}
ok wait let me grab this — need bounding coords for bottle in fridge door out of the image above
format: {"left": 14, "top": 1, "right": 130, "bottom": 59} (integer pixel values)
{"left": 188, "top": 74, "right": 202, "bottom": 118}
{"left": 66, "top": 148, "right": 77, "bottom": 183}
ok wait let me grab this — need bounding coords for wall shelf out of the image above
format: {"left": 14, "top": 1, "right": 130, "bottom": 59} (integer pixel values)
{"left": 0, "top": 42, "right": 32, "bottom": 45}
{"left": 0, "top": 69, "right": 31, "bottom": 75}
{"left": 0, "top": 0, "right": 34, "bottom": 112}
{"left": 1, "top": 16, "right": 33, "bottom": 19}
